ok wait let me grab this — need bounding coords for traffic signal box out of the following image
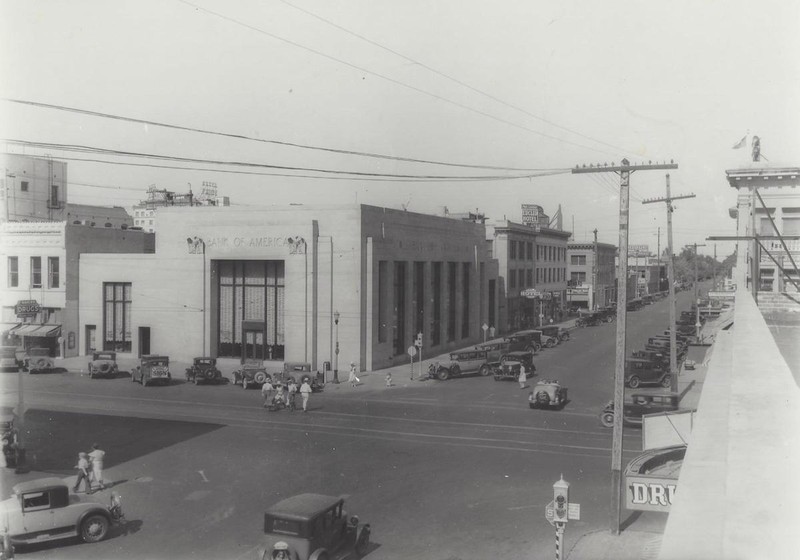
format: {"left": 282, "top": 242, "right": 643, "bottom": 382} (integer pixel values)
{"left": 553, "top": 475, "right": 570, "bottom": 523}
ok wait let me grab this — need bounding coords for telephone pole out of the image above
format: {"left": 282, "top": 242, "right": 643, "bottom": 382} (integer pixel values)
{"left": 656, "top": 227, "right": 661, "bottom": 291}
{"left": 686, "top": 242, "right": 707, "bottom": 339}
{"left": 642, "top": 176, "right": 695, "bottom": 394}
{"left": 592, "top": 228, "right": 599, "bottom": 310}
{"left": 573, "top": 159, "right": 678, "bottom": 536}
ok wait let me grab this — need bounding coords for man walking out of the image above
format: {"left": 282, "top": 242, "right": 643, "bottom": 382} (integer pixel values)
{"left": 299, "top": 378, "right": 312, "bottom": 412}
{"left": 88, "top": 443, "right": 106, "bottom": 491}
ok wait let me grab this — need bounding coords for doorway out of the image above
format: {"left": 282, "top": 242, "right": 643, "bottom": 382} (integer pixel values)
{"left": 85, "top": 325, "right": 96, "bottom": 355}
{"left": 242, "top": 329, "right": 265, "bottom": 363}
{"left": 138, "top": 327, "right": 150, "bottom": 357}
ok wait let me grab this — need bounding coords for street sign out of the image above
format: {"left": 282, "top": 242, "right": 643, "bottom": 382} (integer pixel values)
{"left": 482, "top": 323, "right": 488, "bottom": 331}
{"left": 15, "top": 299, "right": 40, "bottom": 318}
{"left": 545, "top": 500, "right": 555, "bottom": 526}
{"left": 568, "top": 503, "right": 581, "bottom": 520}
{"left": 407, "top": 346, "right": 417, "bottom": 357}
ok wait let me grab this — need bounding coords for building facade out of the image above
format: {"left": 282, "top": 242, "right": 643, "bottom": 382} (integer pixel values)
{"left": 487, "top": 220, "right": 570, "bottom": 332}
{"left": 132, "top": 183, "right": 231, "bottom": 233}
{"left": 1, "top": 153, "right": 68, "bottom": 223}
{"left": 0, "top": 221, "right": 154, "bottom": 357}
{"left": 566, "top": 241, "right": 617, "bottom": 310}
{"left": 727, "top": 166, "right": 800, "bottom": 293}
{"left": 78, "top": 205, "right": 498, "bottom": 371}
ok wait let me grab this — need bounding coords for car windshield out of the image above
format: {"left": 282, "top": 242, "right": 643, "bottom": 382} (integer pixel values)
{"left": 148, "top": 359, "right": 168, "bottom": 366}
{"left": 198, "top": 360, "right": 213, "bottom": 365}
{"left": 267, "top": 517, "right": 303, "bottom": 536}
{"left": 95, "top": 353, "right": 114, "bottom": 360}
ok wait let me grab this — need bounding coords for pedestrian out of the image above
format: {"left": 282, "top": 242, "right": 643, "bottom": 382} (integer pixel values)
{"left": 489, "top": 326, "right": 496, "bottom": 338}
{"left": 286, "top": 378, "right": 297, "bottom": 411}
{"left": 88, "top": 443, "right": 106, "bottom": 491}
{"left": 518, "top": 364, "right": 527, "bottom": 389}
{"left": 261, "top": 379, "right": 274, "bottom": 408}
{"left": 73, "top": 452, "right": 91, "bottom": 493}
{"left": 299, "top": 377, "right": 312, "bottom": 412}
{"left": 385, "top": 372, "right": 393, "bottom": 387}
{"left": 348, "top": 362, "right": 359, "bottom": 387}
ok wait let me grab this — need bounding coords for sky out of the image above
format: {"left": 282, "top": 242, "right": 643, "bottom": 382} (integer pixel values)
{"left": 2, "top": 0, "right": 799, "bottom": 257}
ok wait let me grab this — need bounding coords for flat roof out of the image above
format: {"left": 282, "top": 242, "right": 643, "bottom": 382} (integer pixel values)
{"left": 13, "top": 477, "right": 67, "bottom": 494}
{"left": 265, "top": 493, "right": 342, "bottom": 521}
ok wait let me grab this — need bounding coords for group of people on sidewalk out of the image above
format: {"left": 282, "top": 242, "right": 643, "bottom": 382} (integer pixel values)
{"left": 73, "top": 443, "right": 105, "bottom": 494}
{"left": 261, "top": 377, "right": 312, "bottom": 412}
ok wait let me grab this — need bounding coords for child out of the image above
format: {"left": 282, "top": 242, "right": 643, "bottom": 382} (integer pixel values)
{"left": 272, "top": 383, "right": 285, "bottom": 407}
{"left": 73, "top": 452, "right": 91, "bottom": 493}
{"left": 385, "top": 372, "right": 393, "bottom": 387}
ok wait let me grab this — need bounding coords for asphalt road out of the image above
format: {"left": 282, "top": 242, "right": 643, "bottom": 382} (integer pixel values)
{"left": 0, "top": 289, "right": 699, "bottom": 560}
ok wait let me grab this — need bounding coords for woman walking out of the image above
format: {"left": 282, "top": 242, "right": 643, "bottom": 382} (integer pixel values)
{"left": 518, "top": 364, "right": 527, "bottom": 389}
{"left": 348, "top": 362, "right": 359, "bottom": 387}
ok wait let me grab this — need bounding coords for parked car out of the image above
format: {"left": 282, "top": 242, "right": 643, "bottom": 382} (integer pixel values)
{"left": 283, "top": 362, "right": 324, "bottom": 392}
{"left": 429, "top": 349, "right": 494, "bottom": 380}
{"left": 0, "top": 477, "right": 123, "bottom": 547}
{"left": 24, "top": 348, "right": 54, "bottom": 373}
{"left": 630, "top": 349, "right": 669, "bottom": 366}
{"left": 626, "top": 299, "right": 645, "bottom": 311}
{"left": 475, "top": 340, "right": 511, "bottom": 361}
{"left": 232, "top": 361, "right": 271, "bottom": 389}
{"left": 0, "top": 346, "right": 19, "bottom": 372}
{"left": 625, "top": 358, "right": 670, "bottom": 389}
{"left": 600, "top": 393, "right": 680, "bottom": 427}
{"left": 528, "top": 380, "right": 568, "bottom": 409}
{"left": 539, "top": 325, "right": 570, "bottom": 343}
{"left": 131, "top": 355, "right": 171, "bottom": 386}
{"left": 505, "top": 330, "right": 543, "bottom": 352}
{"left": 185, "top": 357, "right": 222, "bottom": 385}
{"left": 491, "top": 352, "right": 536, "bottom": 382}
{"left": 88, "top": 351, "right": 118, "bottom": 379}
{"left": 575, "top": 311, "right": 609, "bottom": 327}
{"left": 259, "top": 493, "right": 371, "bottom": 560}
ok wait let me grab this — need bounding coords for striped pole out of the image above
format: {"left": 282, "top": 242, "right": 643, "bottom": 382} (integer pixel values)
{"left": 555, "top": 522, "right": 564, "bottom": 560}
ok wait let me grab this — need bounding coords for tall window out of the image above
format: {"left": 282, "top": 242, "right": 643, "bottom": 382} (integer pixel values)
{"left": 7, "top": 257, "right": 18, "bottom": 287}
{"left": 461, "top": 263, "right": 470, "bottom": 338}
{"left": 103, "top": 282, "right": 131, "bottom": 352}
{"left": 50, "top": 184, "right": 59, "bottom": 207}
{"left": 414, "top": 262, "right": 425, "bottom": 337}
{"left": 431, "top": 262, "right": 442, "bottom": 346}
{"left": 518, "top": 269, "right": 525, "bottom": 289}
{"left": 378, "top": 261, "right": 387, "bottom": 343}
{"left": 571, "top": 255, "right": 586, "bottom": 265}
{"left": 218, "top": 260, "right": 284, "bottom": 359}
{"left": 30, "top": 257, "right": 42, "bottom": 288}
{"left": 510, "top": 240, "right": 517, "bottom": 259}
{"left": 447, "top": 262, "right": 457, "bottom": 342}
{"left": 526, "top": 242, "right": 533, "bottom": 260}
{"left": 509, "top": 268, "right": 517, "bottom": 289}
{"left": 526, "top": 269, "right": 533, "bottom": 286}
{"left": 393, "top": 262, "right": 406, "bottom": 356}
{"left": 48, "top": 257, "right": 60, "bottom": 288}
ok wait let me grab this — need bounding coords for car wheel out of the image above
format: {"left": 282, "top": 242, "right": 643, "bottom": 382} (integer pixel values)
{"left": 628, "top": 376, "right": 640, "bottom": 389}
{"left": 479, "top": 365, "right": 490, "bottom": 376}
{"left": 562, "top": 333, "right": 570, "bottom": 341}
{"left": 661, "top": 376, "right": 672, "bottom": 388}
{"left": 437, "top": 368, "right": 449, "bottom": 381}
{"left": 600, "top": 411, "right": 615, "bottom": 428}
{"left": 450, "top": 365, "right": 461, "bottom": 377}
{"left": 546, "top": 339, "right": 556, "bottom": 348}
{"left": 254, "top": 371, "right": 267, "bottom": 384}
{"left": 80, "top": 514, "right": 109, "bottom": 543}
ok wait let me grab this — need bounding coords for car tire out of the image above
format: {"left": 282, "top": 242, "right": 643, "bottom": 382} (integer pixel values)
{"left": 546, "top": 339, "right": 556, "bottom": 348}
{"left": 450, "top": 365, "right": 461, "bottom": 376}
{"left": 600, "top": 411, "right": 615, "bottom": 428}
{"left": 437, "top": 368, "right": 449, "bottom": 381}
{"left": 661, "top": 376, "right": 671, "bottom": 388}
{"left": 80, "top": 514, "right": 109, "bottom": 543}
{"left": 628, "top": 376, "right": 640, "bottom": 389}
{"left": 562, "top": 333, "right": 570, "bottom": 341}
{"left": 254, "top": 371, "right": 267, "bottom": 385}
{"left": 479, "top": 365, "right": 490, "bottom": 376}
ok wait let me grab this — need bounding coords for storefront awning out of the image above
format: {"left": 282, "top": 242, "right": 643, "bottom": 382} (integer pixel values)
{"left": 10, "top": 324, "right": 61, "bottom": 337}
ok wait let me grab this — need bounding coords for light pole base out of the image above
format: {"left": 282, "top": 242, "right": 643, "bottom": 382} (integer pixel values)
{"left": 332, "top": 370, "right": 339, "bottom": 384}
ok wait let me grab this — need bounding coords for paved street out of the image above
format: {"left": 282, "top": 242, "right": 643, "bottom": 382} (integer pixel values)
{"left": 1, "top": 290, "right": 698, "bottom": 559}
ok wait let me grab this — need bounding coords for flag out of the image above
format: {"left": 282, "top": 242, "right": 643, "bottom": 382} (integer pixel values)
{"left": 732, "top": 135, "right": 747, "bottom": 149}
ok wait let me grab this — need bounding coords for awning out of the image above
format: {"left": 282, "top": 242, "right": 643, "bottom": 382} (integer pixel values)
{"left": 10, "top": 324, "right": 61, "bottom": 337}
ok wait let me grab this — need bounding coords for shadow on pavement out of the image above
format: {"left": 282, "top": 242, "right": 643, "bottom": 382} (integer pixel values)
{"left": 20, "top": 409, "right": 224, "bottom": 475}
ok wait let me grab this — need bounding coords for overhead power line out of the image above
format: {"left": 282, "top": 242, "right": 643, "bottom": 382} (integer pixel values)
{"left": 4, "top": 98, "right": 557, "bottom": 173}
{"left": 4, "top": 141, "right": 569, "bottom": 182}
{"left": 175, "top": 0, "right": 624, "bottom": 158}
{"left": 278, "top": 0, "right": 633, "bottom": 155}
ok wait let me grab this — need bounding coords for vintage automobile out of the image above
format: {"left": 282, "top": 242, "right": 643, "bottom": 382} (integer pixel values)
{"left": 259, "top": 493, "right": 370, "bottom": 560}
{"left": 575, "top": 311, "right": 608, "bottom": 328}
{"left": 429, "top": 349, "right": 494, "bottom": 380}
{"left": 0, "top": 477, "right": 123, "bottom": 546}
{"left": 528, "top": 380, "right": 568, "bottom": 409}
{"left": 131, "top": 355, "right": 171, "bottom": 386}
{"left": 1, "top": 413, "right": 20, "bottom": 468}
{"left": 539, "top": 325, "right": 570, "bottom": 343}
{"left": 600, "top": 392, "right": 680, "bottom": 427}
{"left": 630, "top": 349, "right": 669, "bottom": 367}
{"left": 233, "top": 361, "right": 271, "bottom": 389}
{"left": 24, "top": 348, "right": 54, "bottom": 374}
{"left": 492, "top": 352, "right": 536, "bottom": 381}
{"left": 88, "top": 351, "right": 118, "bottom": 379}
{"left": 0, "top": 346, "right": 19, "bottom": 372}
{"left": 625, "top": 358, "right": 671, "bottom": 389}
{"left": 185, "top": 357, "right": 223, "bottom": 385}
{"left": 474, "top": 340, "right": 511, "bottom": 361}
{"left": 283, "top": 362, "right": 325, "bottom": 393}
{"left": 505, "top": 331, "right": 542, "bottom": 353}
{"left": 626, "top": 298, "right": 645, "bottom": 311}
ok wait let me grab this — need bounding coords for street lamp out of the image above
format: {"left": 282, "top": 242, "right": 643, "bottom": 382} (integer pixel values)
{"left": 333, "top": 310, "right": 340, "bottom": 383}
{"left": 187, "top": 237, "right": 206, "bottom": 356}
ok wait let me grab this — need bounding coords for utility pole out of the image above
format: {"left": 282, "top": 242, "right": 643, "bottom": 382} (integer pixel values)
{"left": 713, "top": 244, "right": 717, "bottom": 291}
{"left": 657, "top": 227, "right": 661, "bottom": 291}
{"left": 573, "top": 159, "right": 678, "bottom": 536}
{"left": 686, "top": 243, "right": 707, "bottom": 340}
{"left": 592, "top": 228, "right": 598, "bottom": 310}
{"left": 642, "top": 177, "right": 695, "bottom": 394}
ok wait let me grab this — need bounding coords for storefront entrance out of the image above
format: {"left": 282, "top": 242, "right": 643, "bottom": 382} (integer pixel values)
{"left": 242, "top": 328, "right": 265, "bottom": 362}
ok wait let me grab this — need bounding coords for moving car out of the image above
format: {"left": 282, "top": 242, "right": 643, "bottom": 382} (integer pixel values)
{"left": 491, "top": 352, "right": 535, "bottom": 381}
{"left": 539, "top": 325, "right": 570, "bottom": 343}
{"left": 259, "top": 493, "right": 370, "bottom": 560}
{"left": 24, "top": 348, "right": 54, "bottom": 374}
{"left": 0, "top": 477, "right": 123, "bottom": 546}
{"left": 131, "top": 355, "right": 171, "bottom": 386}
{"left": 600, "top": 393, "right": 680, "bottom": 427}
{"left": 185, "top": 357, "right": 223, "bottom": 385}
{"left": 528, "top": 380, "right": 568, "bottom": 409}
{"left": 625, "top": 358, "right": 670, "bottom": 389}
{"left": 88, "top": 351, "right": 118, "bottom": 379}
{"left": 429, "top": 349, "right": 494, "bottom": 380}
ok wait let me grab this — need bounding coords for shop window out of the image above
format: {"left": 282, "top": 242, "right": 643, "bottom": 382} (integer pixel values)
{"left": 103, "top": 282, "right": 132, "bottom": 352}
{"left": 30, "top": 257, "right": 42, "bottom": 288}
{"left": 48, "top": 257, "right": 60, "bottom": 288}
{"left": 20, "top": 181, "right": 28, "bottom": 192}
{"left": 8, "top": 257, "right": 18, "bottom": 287}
